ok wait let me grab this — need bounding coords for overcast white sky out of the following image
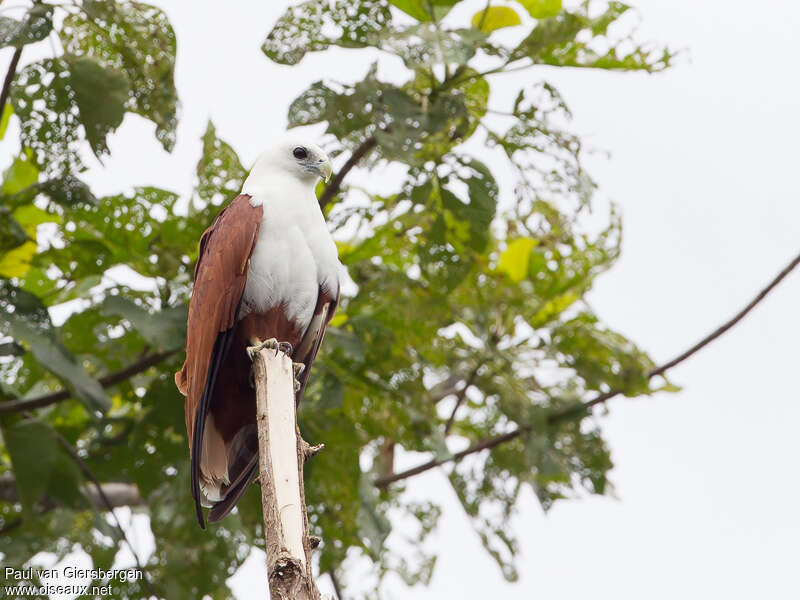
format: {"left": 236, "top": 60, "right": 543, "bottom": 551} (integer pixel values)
{"left": 4, "top": 0, "right": 800, "bottom": 598}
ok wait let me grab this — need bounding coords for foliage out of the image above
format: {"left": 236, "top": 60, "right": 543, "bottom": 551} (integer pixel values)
{"left": 0, "top": 0, "right": 673, "bottom": 598}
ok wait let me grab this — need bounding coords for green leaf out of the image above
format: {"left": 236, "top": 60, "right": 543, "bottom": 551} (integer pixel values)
{"left": 472, "top": 6, "right": 522, "bottom": 32}
{"left": 28, "top": 175, "right": 97, "bottom": 207}
{"left": 2, "top": 421, "right": 61, "bottom": 514}
{"left": 529, "top": 292, "right": 578, "bottom": 328}
{"left": 0, "top": 341, "right": 24, "bottom": 356}
{"left": 0, "top": 209, "right": 29, "bottom": 255}
{"left": 510, "top": 4, "right": 671, "bottom": 71}
{"left": 101, "top": 296, "right": 187, "bottom": 351}
{"left": 0, "top": 239, "right": 36, "bottom": 279}
{"left": 1, "top": 420, "right": 85, "bottom": 515}
{"left": 11, "top": 57, "right": 129, "bottom": 174}
{"left": 194, "top": 121, "right": 247, "bottom": 207}
{"left": 0, "top": 102, "right": 12, "bottom": 139}
{"left": 288, "top": 76, "right": 380, "bottom": 141}
{"left": 442, "top": 156, "right": 498, "bottom": 251}
{"left": 382, "top": 24, "right": 476, "bottom": 68}
{"left": 0, "top": 203, "right": 56, "bottom": 278}
{"left": 60, "top": 0, "right": 179, "bottom": 151}
{"left": 289, "top": 64, "right": 483, "bottom": 167}
{"left": 263, "top": 0, "right": 391, "bottom": 65}
{"left": 388, "top": 0, "right": 460, "bottom": 22}
{"left": 0, "top": 4, "right": 53, "bottom": 48}
{"left": 458, "top": 68, "right": 490, "bottom": 127}
{"left": 11, "top": 59, "right": 78, "bottom": 174}
{"left": 549, "top": 312, "right": 656, "bottom": 396}
{"left": 2, "top": 313, "right": 110, "bottom": 413}
{"left": 49, "top": 274, "right": 102, "bottom": 305}
{"left": 387, "top": 0, "right": 430, "bottom": 21}
{"left": 66, "top": 56, "right": 130, "bottom": 158}
{"left": 518, "top": 0, "right": 561, "bottom": 19}
{"left": 1, "top": 151, "right": 38, "bottom": 195}
{"left": 498, "top": 237, "right": 538, "bottom": 282}
{"left": 357, "top": 472, "right": 391, "bottom": 559}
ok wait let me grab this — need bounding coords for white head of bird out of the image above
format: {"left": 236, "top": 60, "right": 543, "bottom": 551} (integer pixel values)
{"left": 242, "top": 135, "right": 332, "bottom": 201}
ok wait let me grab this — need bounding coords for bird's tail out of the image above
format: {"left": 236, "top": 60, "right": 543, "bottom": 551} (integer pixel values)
{"left": 208, "top": 457, "right": 258, "bottom": 523}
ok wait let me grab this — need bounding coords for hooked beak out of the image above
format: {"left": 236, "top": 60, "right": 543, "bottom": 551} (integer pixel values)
{"left": 318, "top": 158, "right": 332, "bottom": 183}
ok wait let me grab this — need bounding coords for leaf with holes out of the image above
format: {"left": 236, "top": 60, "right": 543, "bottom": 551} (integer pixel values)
{"left": 263, "top": 0, "right": 390, "bottom": 65}
{"left": 0, "top": 4, "right": 53, "bottom": 48}
{"left": 382, "top": 24, "right": 476, "bottom": 68}
{"left": 11, "top": 57, "right": 129, "bottom": 174}
{"left": 194, "top": 121, "right": 247, "bottom": 208}
{"left": 60, "top": 0, "right": 179, "bottom": 151}
{"left": 68, "top": 56, "right": 130, "bottom": 158}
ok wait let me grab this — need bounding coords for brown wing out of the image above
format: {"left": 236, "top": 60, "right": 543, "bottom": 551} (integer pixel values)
{"left": 174, "top": 194, "right": 262, "bottom": 528}
{"left": 206, "top": 282, "right": 339, "bottom": 524}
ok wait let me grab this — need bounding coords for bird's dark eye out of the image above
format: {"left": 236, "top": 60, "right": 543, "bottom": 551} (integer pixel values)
{"left": 293, "top": 147, "right": 308, "bottom": 160}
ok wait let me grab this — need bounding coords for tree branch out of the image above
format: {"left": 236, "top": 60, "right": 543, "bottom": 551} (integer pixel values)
{"left": 0, "top": 474, "right": 143, "bottom": 509}
{"left": 253, "top": 346, "right": 321, "bottom": 599}
{"left": 0, "top": 349, "right": 179, "bottom": 415}
{"left": 427, "top": 372, "right": 465, "bottom": 404}
{"left": 444, "top": 368, "right": 479, "bottom": 435}
{"left": 328, "top": 570, "right": 343, "bottom": 600}
{"left": 0, "top": 46, "right": 22, "bottom": 118}
{"left": 318, "top": 136, "right": 377, "bottom": 210}
{"left": 54, "top": 433, "right": 156, "bottom": 596}
{"left": 374, "top": 430, "right": 521, "bottom": 488}
{"left": 375, "top": 249, "right": 800, "bottom": 488}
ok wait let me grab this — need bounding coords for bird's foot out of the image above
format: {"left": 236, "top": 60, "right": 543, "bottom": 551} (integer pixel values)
{"left": 246, "top": 338, "right": 293, "bottom": 361}
{"left": 292, "top": 362, "right": 305, "bottom": 392}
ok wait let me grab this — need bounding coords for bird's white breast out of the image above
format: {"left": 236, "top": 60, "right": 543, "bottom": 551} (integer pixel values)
{"left": 240, "top": 177, "right": 340, "bottom": 330}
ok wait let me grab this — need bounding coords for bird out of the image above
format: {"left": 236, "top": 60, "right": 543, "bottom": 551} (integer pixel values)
{"left": 174, "top": 136, "right": 340, "bottom": 528}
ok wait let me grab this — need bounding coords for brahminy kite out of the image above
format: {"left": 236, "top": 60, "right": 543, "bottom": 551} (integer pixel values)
{"left": 175, "top": 137, "right": 340, "bottom": 528}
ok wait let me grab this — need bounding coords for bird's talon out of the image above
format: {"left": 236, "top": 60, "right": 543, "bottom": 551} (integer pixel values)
{"left": 246, "top": 337, "right": 278, "bottom": 360}
{"left": 246, "top": 338, "right": 282, "bottom": 361}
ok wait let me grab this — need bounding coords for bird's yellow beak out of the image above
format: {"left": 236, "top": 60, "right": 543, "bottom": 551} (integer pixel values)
{"left": 319, "top": 159, "right": 332, "bottom": 183}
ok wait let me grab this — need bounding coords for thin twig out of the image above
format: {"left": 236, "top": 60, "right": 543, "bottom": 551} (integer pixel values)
{"left": 374, "top": 249, "right": 800, "bottom": 488}
{"left": 564, "top": 247, "right": 800, "bottom": 419}
{"left": 443, "top": 368, "right": 479, "bottom": 435}
{"left": 475, "top": 0, "right": 492, "bottom": 31}
{"left": 55, "top": 433, "right": 155, "bottom": 595}
{"left": 375, "top": 429, "right": 521, "bottom": 488}
{"left": 328, "top": 570, "right": 343, "bottom": 600}
{"left": 0, "top": 46, "right": 22, "bottom": 116}
{"left": 0, "top": 349, "right": 178, "bottom": 414}
{"left": 318, "top": 136, "right": 377, "bottom": 210}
